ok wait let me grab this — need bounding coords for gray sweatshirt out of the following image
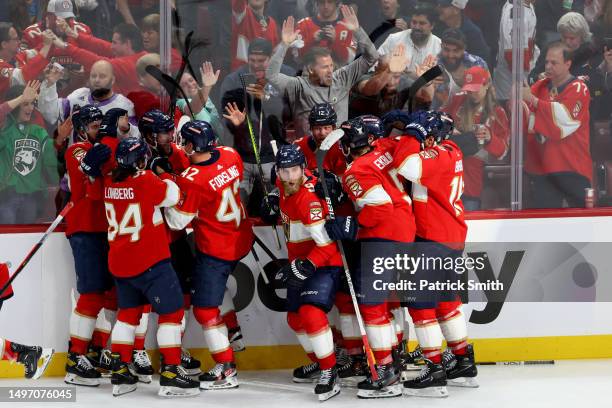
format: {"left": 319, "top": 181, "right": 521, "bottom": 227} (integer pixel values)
{"left": 266, "top": 27, "right": 379, "bottom": 138}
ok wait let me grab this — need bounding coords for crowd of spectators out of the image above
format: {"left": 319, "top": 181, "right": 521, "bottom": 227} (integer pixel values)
{"left": 0, "top": 0, "right": 611, "bottom": 223}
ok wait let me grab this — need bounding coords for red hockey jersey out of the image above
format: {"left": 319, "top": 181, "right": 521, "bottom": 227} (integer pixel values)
{"left": 443, "top": 93, "right": 509, "bottom": 197}
{"left": 293, "top": 136, "right": 347, "bottom": 176}
{"left": 392, "top": 136, "right": 467, "bottom": 245}
{"left": 64, "top": 142, "right": 107, "bottom": 236}
{"left": 294, "top": 16, "right": 355, "bottom": 65}
{"left": 529, "top": 77, "right": 592, "bottom": 181}
{"left": 231, "top": 0, "right": 279, "bottom": 70}
{"left": 169, "top": 147, "right": 254, "bottom": 261}
{"left": 342, "top": 149, "right": 415, "bottom": 242}
{"left": 103, "top": 170, "right": 179, "bottom": 277}
{"left": 277, "top": 174, "right": 342, "bottom": 267}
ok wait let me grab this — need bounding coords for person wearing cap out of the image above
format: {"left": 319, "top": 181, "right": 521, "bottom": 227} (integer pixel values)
{"left": 493, "top": 0, "right": 539, "bottom": 104}
{"left": 442, "top": 66, "right": 509, "bottom": 210}
{"left": 435, "top": 0, "right": 490, "bottom": 64}
{"left": 231, "top": 0, "right": 280, "bottom": 71}
{"left": 221, "top": 38, "right": 295, "bottom": 204}
{"left": 432, "top": 28, "right": 487, "bottom": 109}
{"left": 377, "top": 1, "right": 441, "bottom": 77}
{"left": 22, "top": 0, "right": 92, "bottom": 51}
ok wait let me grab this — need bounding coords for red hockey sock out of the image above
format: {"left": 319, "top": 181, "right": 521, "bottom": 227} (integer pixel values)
{"left": 1, "top": 339, "right": 16, "bottom": 360}
{"left": 222, "top": 310, "right": 239, "bottom": 332}
{"left": 111, "top": 307, "right": 141, "bottom": 363}
{"left": 360, "top": 304, "right": 393, "bottom": 365}
{"left": 299, "top": 305, "right": 336, "bottom": 370}
{"left": 193, "top": 307, "right": 233, "bottom": 363}
{"left": 158, "top": 309, "right": 184, "bottom": 365}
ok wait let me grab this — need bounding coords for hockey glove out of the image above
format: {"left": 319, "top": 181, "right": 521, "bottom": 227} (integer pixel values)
{"left": 325, "top": 216, "right": 358, "bottom": 241}
{"left": 149, "top": 156, "right": 173, "bottom": 175}
{"left": 260, "top": 189, "right": 280, "bottom": 224}
{"left": 277, "top": 258, "right": 316, "bottom": 290}
{"left": 314, "top": 170, "right": 345, "bottom": 207}
{"left": 80, "top": 144, "right": 111, "bottom": 178}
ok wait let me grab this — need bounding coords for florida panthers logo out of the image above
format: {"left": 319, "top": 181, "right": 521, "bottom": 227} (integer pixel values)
{"left": 13, "top": 138, "right": 41, "bottom": 176}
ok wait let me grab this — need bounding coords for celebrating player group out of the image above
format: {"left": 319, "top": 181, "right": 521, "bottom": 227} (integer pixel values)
{"left": 2, "top": 94, "right": 478, "bottom": 401}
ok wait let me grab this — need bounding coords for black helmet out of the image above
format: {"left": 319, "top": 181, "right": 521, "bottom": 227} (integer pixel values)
{"left": 308, "top": 103, "right": 337, "bottom": 127}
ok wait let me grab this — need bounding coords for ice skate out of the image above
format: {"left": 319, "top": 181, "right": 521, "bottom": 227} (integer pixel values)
{"left": 10, "top": 342, "right": 53, "bottom": 380}
{"left": 110, "top": 353, "right": 138, "bottom": 396}
{"left": 181, "top": 348, "right": 202, "bottom": 375}
{"left": 292, "top": 361, "right": 320, "bottom": 383}
{"left": 403, "top": 359, "right": 449, "bottom": 398}
{"left": 64, "top": 352, "right": 101, "bottom": 386}
{"left": 159, "top": 364, "right": 200, "bottom": 397}
{"left": 229, "top": 327, "right": 246, "bottom": 352}
{"left": 199, "top": 362, "right": 238, "bottom": 389}
{"left": 314, "top": 367, "right": 340, "bottom": 401}
{"left": 443, "top": 345, "right": 479, "bottom": 388}
{"left": 131, "top": 349, "right": 153, "bottom": 383}
{"left": 356, "top": 363, "right": 402, "bottom": 399}
{"left": 337, "top": 354, "right": 367, "bottom": 387}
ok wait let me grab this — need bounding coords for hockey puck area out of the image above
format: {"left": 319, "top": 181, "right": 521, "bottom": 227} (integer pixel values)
{"left": 0, "top": 361, "right": 609, "bottom": 406}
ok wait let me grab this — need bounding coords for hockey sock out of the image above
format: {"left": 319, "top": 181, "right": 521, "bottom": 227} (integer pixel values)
{"left": 390, "top": 305, "right": 405, "bottom": 345}
{"left": 158, "top": 309, "right": 184, "bottom": 365}
{"left": 111, "top": 307, "right": 141, "bottom": 363}
{"left": 91, "top": 290, "right": 118, "bottom": 349}
{"left": 1, "top": 338, "right": 17, "bottom": 361}
{"left": 69, "top": 292, "right": 105, "bottom": 354}
{"left": 220, "top": 288, "right": 239, "bottom": 331}
{"left": 193, "top": 306, "right": 233, "bottom": 363}
{"left": 436, "top": 300, "right": 468, "bottom": 356}
{"left": 222, "top": 310, "right": 239, "bottom": 333}
{"left": 360, "top": 303, "right": 393, "bottom": 365}
{"left": 408, "top": 307, "right": 443, "bottom": 364}
{"left": 133, "top": 304, "right": 151, "bottom": 350}
{"left": 287, "top": 312, "right": 316, "bottom": 362}
{"left": 336, "top": 292, "right": 363, "bottom": 355}
{"left": 299, "top": 305, "right": 336, "bottom": 370}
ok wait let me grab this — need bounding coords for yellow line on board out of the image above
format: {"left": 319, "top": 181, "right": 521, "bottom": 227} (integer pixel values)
{"left": 2, "top": 335, "right": 612, "bottom": 378}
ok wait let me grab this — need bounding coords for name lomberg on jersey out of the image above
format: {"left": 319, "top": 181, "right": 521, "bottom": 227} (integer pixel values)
{"left": 209, "top": 165, "right": 239, "bottom": 191}
{"left": 105, "top": 187, "right": 135, "bottom": 200}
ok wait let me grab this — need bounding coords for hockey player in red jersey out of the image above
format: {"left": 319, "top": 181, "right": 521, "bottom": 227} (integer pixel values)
{"left": 231, "top": 0, "right": 279, "bottom": 70}
{"left": 101, "top": 136, "right": 200, "bottom": 398}
{"left": 294, "top": 103, "right": 346, "bottom": 176}
{"left": 260, "top": 145, "right": 343, "bottom": 401}
{"left": 324, "top": 117, "right": 416, "bottom": 398}
{"left": 165, "top": 121, "right": 254, "bottom": 390}
{"left": 61, "top": 105, "right": 112, "bottom": 387}
{"left": 522, "top": 41, "right": 592, "bottom": 208}
{"left": 294, "top": 0, "right": 356, "bottom": 65}
{"left": 387, "top": 111, "right": 477, "bottom": 397}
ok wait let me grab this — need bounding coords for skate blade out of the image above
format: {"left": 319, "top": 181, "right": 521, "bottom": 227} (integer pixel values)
{"left": 339, "top": 376, "right": 365, "bottom": 388}
{"left": 231, "top": 340, "right": 246, "bottom": 353}
{"left": 292, "top": 376, "right": 319, "bottom": 384}
{"left": 32, "top": 348, "right": 54, "bottom": 380}
{"left": 403, "top": 385, "right": 449, "bottom": 398}
{"left": 317, "top": 384, "right": 340, "bottom": 401}
{"left": 200, "top": 376, "right": 239, "bottom": 390}
{"left": 158, "top": 386, "right": 200, "bottom": 398}
{"left": 64, "top": 373, "right": 100, "bottom": 387}
{"left": 137, "top": 374, "right": 152, "bottom": 384}
{"left": 100, "top": 371, "right": 112, "bottom": 378}
{"left": 113, "top": 383, "right": 137, "bottom": 397}
{"left": 357, "top": 384, "right": 402, "bottom": 399}
{"left": 448, "top": 377, "right": 479, "bottom": 388}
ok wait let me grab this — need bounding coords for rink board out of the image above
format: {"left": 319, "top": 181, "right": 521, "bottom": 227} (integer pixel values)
{"left": 1, "top": 214, "right": 612, "bottom": 377}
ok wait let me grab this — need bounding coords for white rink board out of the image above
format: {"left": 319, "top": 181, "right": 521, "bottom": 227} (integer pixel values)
{"left": 1, "top": 215, "right": 612, "bottom": 351}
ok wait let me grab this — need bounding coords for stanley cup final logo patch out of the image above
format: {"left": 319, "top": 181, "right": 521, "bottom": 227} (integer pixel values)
{"left": 13, "top": 138, "right": 41, "bottom": 176}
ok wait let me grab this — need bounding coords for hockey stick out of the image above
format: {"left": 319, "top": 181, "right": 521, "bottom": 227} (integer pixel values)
{"left": 250, "top": 247, "right": 270, "bottom": 285}
{"left": 145, "top": 65, "right": 196, "bottom": 120}
{"left": 407, "top": 65, "right": 442, "bottom": 113}
{"left": 238, "top": 73, "right": 283, "bottom": 251}
{"left": 315, "top": 129, "right": 379, "bottom": 381}
{"left": 0, "top": 202, "right": 74, "bottom": 296}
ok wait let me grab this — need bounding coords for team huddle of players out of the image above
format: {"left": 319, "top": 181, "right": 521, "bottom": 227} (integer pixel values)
{"left": 59, "top": 99, "right": 477, "bottom": 401}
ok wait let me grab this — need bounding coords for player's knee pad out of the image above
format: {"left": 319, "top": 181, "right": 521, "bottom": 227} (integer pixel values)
{"left": 158, "top": 308, "right": 184, "bottom": 325}
{"left": 286, "top": 311, "right": 303, "bottom": 332}
{"left": 75, "top": 292, "right": 105, "bottom": 317}
{"left": 435, "top": 300, "right": 462, "bottom": 321}
{"left": 117, "top": 306, "right": 142, "bottom": 326}
{"left": 299, "top": 304, "right": 328, "bottom": 334}
{"left": 192, "top": 306, "right": 221, "bottom": 327}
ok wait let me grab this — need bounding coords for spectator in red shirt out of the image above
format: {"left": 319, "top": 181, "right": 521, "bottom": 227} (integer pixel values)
{"left": 294, "top": 0, "right": 356, "bottom": 66}
{"left": 443, "top": 66, "right": 509, "bottom": 210}
{"left": 231, "top": 0, "right": 279, "bottom": 70}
